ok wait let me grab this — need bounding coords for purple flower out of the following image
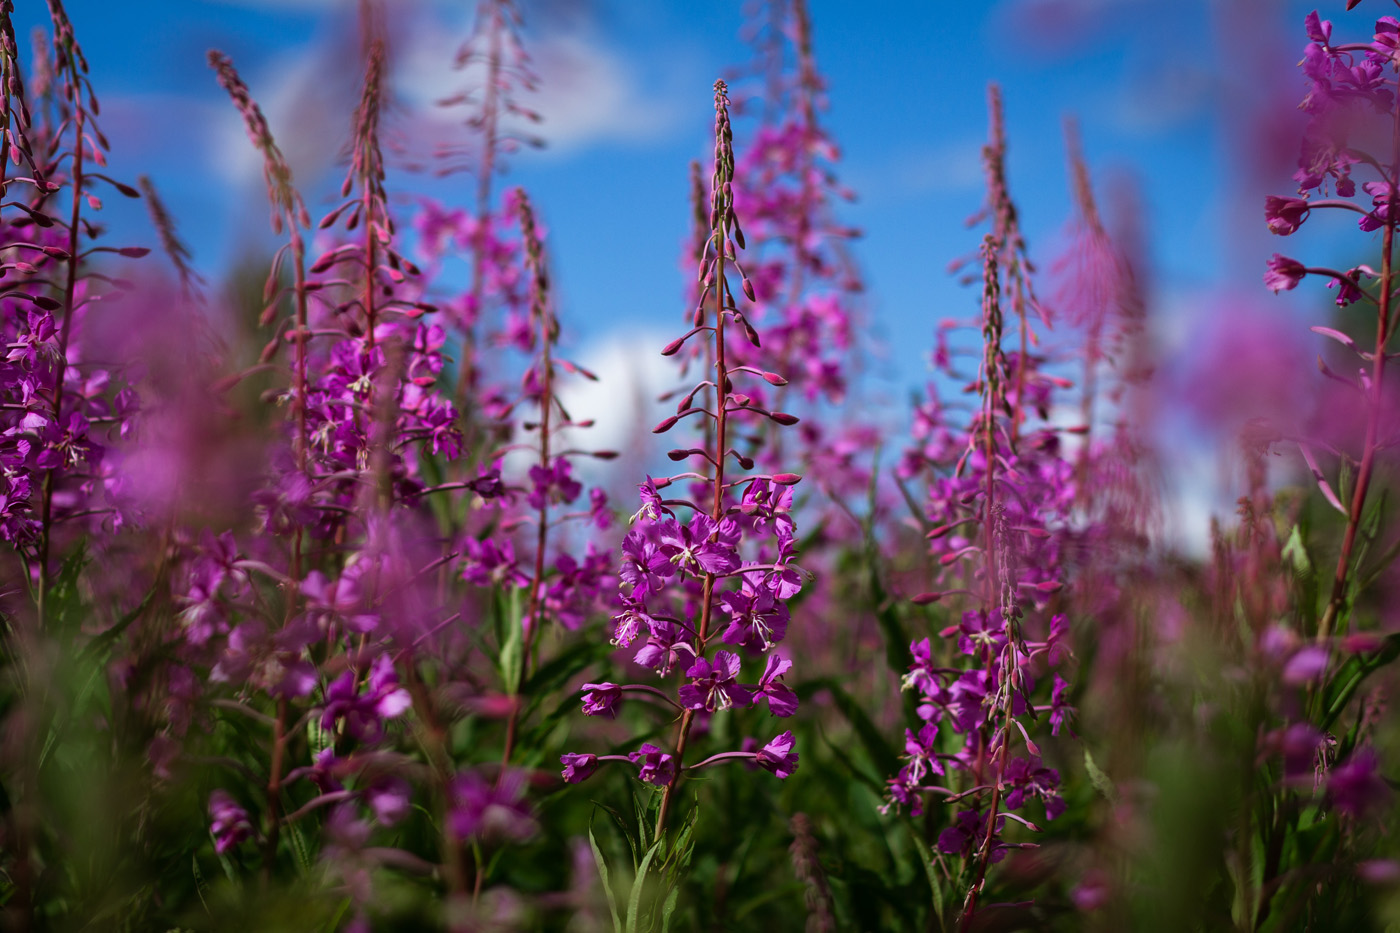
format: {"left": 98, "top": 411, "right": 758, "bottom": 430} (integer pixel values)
{"left": 902, "top": 722, "right": 945, "bottom": 783}
{"left": 1328, "top": 265, "right": 1374, "bottom": 306}
{"left": 753, "top": 654, "right": 799, "bottom": 717}
{"left": 629, "top": 744, "right": 676, "bottom": 786}
{"left": 1304, "top": 11, "right": 1331, "bottom": 46}
{"left": 209, "top": 790, "right": 253, "bottom": 854}
{"left": 580, "top": 682, "right": 622, "bottom": 718}
{"left": 366, "top": 777, "right": 411, "bottom": 826}
{"left": 1265, "top": 195, "right": 1310, "bottom": 235}
{"left": 718, "top": 585, "right": 789, "bottom": 650}
{"left": 739, "top": 478, "right": 794, "bottom": 539}
{"left": 630, "top": 476, "right": 674, "bottom": 524}
{"left": 755, "top": 730, "right": 799, "bottom": 779}
{"left": 678, "top": 651, "right": 754, "bottom": 712}
{"left": 633, "top": 619, "right": 695, "bottom": 675}
{"left": 561, "top": 753, "right": 599, "bottom": 783}
{"left": 1049, "top": 674, "right": 1075, "bottom": 737}
{"left": 1272, "top": 723, "right": 1326, "bottom": 785}
{"left": 611, "top": 599, "right": 654, "bottom": 648}
{"left": 954, "top": 609, "right": 1006, "bottom": 656}
{"left": 320, "top": 655, "right": 412, "bottom": 742}
{"left": 461, "top": 537, "right": 529, "bottom": 589}
{"left": 902, "top": 638, "right": 942, "bottom": 695}
{"left": 1264, "top": 254, "right": 1306, "bottom": 293}
{"left": 1327, "top": 749, "right": 1389, "bottom": 817}
{"left": 1375, "top": 16, "right": 1400, "bottom": 61}
{"left": 937, "top": 809, "right": 1006, "bottom": 862}
{"left": 1003, "top": 755, "right": 1063, "bottom": 818}
{"left": 620, "top": 530, "right": 673, "bottom": 600}
{"left": 449, "top": 769, "right": 537, "bottom": 842}
{"left": 467, "top": 465, "right": 504, "bottom": 499}
{"left": 1282, "top": 645, "right": 1330, "bottom": 685}
{"left": 528, "top": 457, "right": 582, "bottom": 509}
{"left": 1360, "top": 180, "right": 1399, "bottom": 232}
{"left": 658, "top": 514, "right": 740, "bottom": 576}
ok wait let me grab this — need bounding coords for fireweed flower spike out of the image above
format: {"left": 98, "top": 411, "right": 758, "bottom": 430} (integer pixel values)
{"left": 430, "top": 0, "right": 540, "bottom": 409}
{"left": 207, "top": 49, "right": 313, "bottom": 474}
{"left": 1265, "top": 10, "right": 1400, "bottom": 641}
{"left": 28, "top": 0, "right": 149, "bottom": 625}
{"left": 485, "top": 188, "right": 615, "bottom": 772}
{"left": 890, "top": 86, "right": 1074, "bottom": 929}
{"left": 561, "top": 80, "right": 804, "bottom": 836}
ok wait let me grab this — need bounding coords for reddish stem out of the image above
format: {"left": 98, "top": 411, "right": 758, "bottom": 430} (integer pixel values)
{"left": 1319, "top": 88, "right": 1400, "bottom": 641}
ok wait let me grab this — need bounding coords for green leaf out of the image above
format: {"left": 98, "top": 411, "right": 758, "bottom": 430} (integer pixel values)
{"left": 191, "top": 855, "right": 211, "bottom": 916}
{"left": 797, "top": 677, "right": 899, "bottom": 778}
{"left": 288, "top": 819, "right": 314, "bottom": 876}
{"left": 626, "top": 837, "right": 664, "bottom": 933}
{"left": 660, "top": 884, "right": 681, "bottom": 933}
{"left": 590, "top": 818, "right": 624, "bottom": 924}
{"left": 523, "top": 639, "right": 612, "bottom": 699}
{"left": 910, "top": 829, "right": 945, "bottom": 931}
{"left": 499, "top": 585, "right": 524, "bottom": 694}
{"left": 78, "top": 577, "right": 163, "bottom": 661}
{"left": 596, "top": 801, "right": 640, "bottom": 868}
{"left": 1084, "top": 747, "right": 1118, "bottom": 804}
{"left": 306, "top": 715, "right": 334, "bottom": 758}
{"left": 1282, "top": 525, "right": 1313, "bottom": 579}
{"left": 816, "top": 727, "right": 886, "bottom": 793}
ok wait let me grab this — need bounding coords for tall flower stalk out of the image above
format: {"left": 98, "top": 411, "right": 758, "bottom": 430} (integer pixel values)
{"left": 434, "top": 0, "right": 540, "bottom": 411}
{"left": 1266, "top": 10, "right": 1400, "bottom": 642}
{"left": 561, "top": 81, "right": 804, "bottom": 844}
{"left": 889, "top": 87, "right": 1074, "bottom": 929}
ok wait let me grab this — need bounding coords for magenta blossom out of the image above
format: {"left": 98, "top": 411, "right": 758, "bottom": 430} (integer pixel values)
{"left": 658, "top": 514, "right": 741, "bottom": 576}
{"left": 679, "top": 651, "right": 754, "bottom": 712}
{"left": 755, "top": 731, "right": 799, "bottom": 779}
{"left": 752, "top": 654, "right": 799, "bottom": 717}
{"left": 1264, "top": 254, "right": 1306, "bottom": 292}
{"left": 1265, "top": 195, "right": 1311, "bottom": 235}
{"left": 629, "top": 744, "right": 677, "bottom": 786}
{"left": 560, "top": 753, "right": 598, "bottom": 784}
{"left": 579, "top": 682, "right": 622, "bottom": 718}
{"left": 209, "top": 790, "right": 253, "bottom": 855}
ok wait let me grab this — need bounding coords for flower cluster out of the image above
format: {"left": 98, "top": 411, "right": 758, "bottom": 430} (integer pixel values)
{"left": 886, "top": 88, "right": 1076, "bottom": 918}
{"left": 1254, "top": 4, "right": 1398, "bottom": 825}
{"left": 560, "top": 82, "right": 803, "bottom": 831}
{"left": 0, "top": 3, "right": 143, "bottom": 558}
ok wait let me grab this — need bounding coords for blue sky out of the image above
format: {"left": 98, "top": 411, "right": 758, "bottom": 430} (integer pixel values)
{"left": 19, "top": 0, "right": 1349, "bottom": 542}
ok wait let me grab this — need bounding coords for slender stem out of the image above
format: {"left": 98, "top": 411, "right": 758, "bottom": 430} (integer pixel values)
{"left": 404, "top": 661, "right": 471, "bottom": 930}
{"left": 658, "top": 94, "right": 733, "bottom": 835}
{"left": 261, "top": 696, "right": 289, "bottom": 884}
{"left": 500, "top": 193, "right": 552, "bottom": 775}
{"left": 1319, "top": 95, "right": 1400, "bottom": 642}
{"left": 37, "top": 49, "right": 86, "bottom": 628}
{"left": 455, "top": 0, "right": 503, "bottom": 411}
{"left": 960, "top": 237, "right": 1009, "bottom": 929}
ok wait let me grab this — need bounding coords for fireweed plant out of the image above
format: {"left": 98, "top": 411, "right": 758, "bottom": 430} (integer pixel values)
{"left": 200, "top": 11, "right": 616, "bottom": 930}
{"left": 1219, "top": 5, "right": 1400, "bottom": 929}
{"left": 0, "top": 2, "right": 153, "bottom": 927}
{"left": 7, "top": 2, "right": 1400, "bottom": 931}
{"left": 885, "top": 85, "right": 1077, "bottom": 929}
{"left": 421, "top": 0, "right": 540, "bottom": 424}
{"left": 559, "top": 79, "right": 806, "bottom": 916}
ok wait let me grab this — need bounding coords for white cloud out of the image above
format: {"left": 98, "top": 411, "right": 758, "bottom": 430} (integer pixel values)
{"left": 396, "top": 16, "right": 684, "bottom": 160}
{"left": 202, "top": 6, "right": 686, "bottom": 206}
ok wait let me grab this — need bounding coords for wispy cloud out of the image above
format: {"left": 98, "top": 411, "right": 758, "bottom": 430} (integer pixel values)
{"left": 851, "top": 139, "right": 983, "bottom": 204}
{"left": 200, "top": 4, "right": 688, "bottom": 203}
{"left": 398, "top": 18, "right": 686, "bottom": 160}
